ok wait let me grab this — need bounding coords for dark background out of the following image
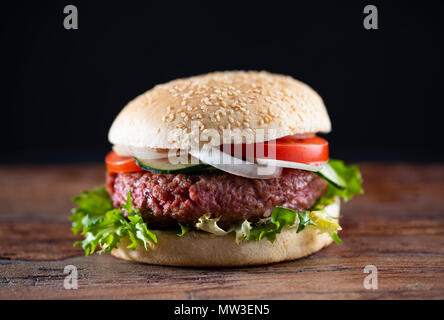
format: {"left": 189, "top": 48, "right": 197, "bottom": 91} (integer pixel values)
{"left": 1, "top": 0, "right": 443, "bottom": 163}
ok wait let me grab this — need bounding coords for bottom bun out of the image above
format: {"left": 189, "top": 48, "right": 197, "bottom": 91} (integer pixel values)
{"left": 111, "top": 200, "right": 339, "bottom": 267}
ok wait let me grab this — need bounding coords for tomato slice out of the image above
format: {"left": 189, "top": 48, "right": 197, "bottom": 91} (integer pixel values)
{"left": 105, "top": 151, "right": 144, "bottom": 173}
{"left": 222, "top": 135, "right": 329, "bottom": 165}
{"left": 261, "top": 135, "right": 328, "bottom": 164}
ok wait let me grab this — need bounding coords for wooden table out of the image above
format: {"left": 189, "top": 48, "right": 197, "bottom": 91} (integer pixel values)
{"left": 0, "top": 163, "right": 443, "bottom": 299}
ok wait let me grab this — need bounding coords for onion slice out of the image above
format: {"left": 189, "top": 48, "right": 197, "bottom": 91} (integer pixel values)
{"left": 112, "top": 145, "right": 133, "bottom": 157}
{"left": 255, "top": 158, "right": 325, "bottom": 172}
{"left": 129, "top": 146, "right": 169, "bottom": 160}
{"left": 189, "top": 147, "right": 282, "bottom": 179}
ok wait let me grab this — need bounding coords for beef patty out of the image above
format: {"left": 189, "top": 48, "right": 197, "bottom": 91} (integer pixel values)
{"left": 106, "top": 168, "right": 327, "bottom": 229}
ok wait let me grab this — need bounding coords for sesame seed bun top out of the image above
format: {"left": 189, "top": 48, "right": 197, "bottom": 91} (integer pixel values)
{"left": 108, "top": 71, "right": 331, "bottom": 149}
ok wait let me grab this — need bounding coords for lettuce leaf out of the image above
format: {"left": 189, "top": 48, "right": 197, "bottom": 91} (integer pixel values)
{"left": 71, "top": 186, "right": 114, "bottom": 234}
{"left": 246, "top": 206, "right": 298, "bottom": 242}
{"left": 70, "top": 187, "right": 157, "bottom": 256}
{"left": 233, "top": 220, "right": 252, "bottom": 244}
{"left": 244, "top": 205, "right": 340, "bottom": 243}
{"left": 296, "top": 211, "right": 318, "bottom": 233}
{"left": 177, "top": 223, "right": 190, "bottom": 237}
{"left": 195, "top": 213, "right": 229, "bottom": 236}
{"left": 176, "top": 203, "right": 340, "bottom": 244}
{"left": 322, "top": 159, "right": 363, "bottom": 202}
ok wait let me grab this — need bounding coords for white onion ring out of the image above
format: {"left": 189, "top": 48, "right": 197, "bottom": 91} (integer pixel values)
{"left": 255, "top": 158, "right": 324, "bottom": 172}
{"left": 288, "top": 132, "right": 316, "bottom": 139}
{"left": 189, "top": 147, "right": 282, "bottom": 179}
{"left": 112, "top": 145, "right": 133, "bottom": 157}
{"left": 112, "top": 145, "right": 169, "bottom": 159}
{"left": 129, "top": 146, "right": 169, "bottom": 159}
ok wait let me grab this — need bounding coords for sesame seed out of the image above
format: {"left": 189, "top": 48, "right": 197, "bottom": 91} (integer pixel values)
{"left": 215, "top": 109, "right": 226, "bottom": 117}
{"left": 166, "top": 113, "right": 175, "bottom": 122}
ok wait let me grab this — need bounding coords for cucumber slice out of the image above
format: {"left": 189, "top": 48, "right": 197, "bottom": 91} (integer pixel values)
{"left": 135, "top": 157, "right": 217, "bottom": 174}
{"left": 316, "top": 163, "right": 346, "bottom": 189}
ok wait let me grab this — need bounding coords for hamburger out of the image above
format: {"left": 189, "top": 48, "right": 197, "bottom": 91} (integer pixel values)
{"left": 70, "top": 71, "right": 363, "bottom": 266}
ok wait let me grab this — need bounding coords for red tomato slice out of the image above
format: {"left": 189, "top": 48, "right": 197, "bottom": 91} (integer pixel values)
{"left": 222, "top": 136, "right": 329, "bottom": 165}
{"left": 261, "top": 135, "right": 329, "bottom": 164}
{"left": 105, "top": 151, "right": 144, "bottom": 173}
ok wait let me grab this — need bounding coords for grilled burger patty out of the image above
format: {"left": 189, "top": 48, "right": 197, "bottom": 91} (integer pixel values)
{"left": 106, "top": 168, "right": 328, "bottom": 229}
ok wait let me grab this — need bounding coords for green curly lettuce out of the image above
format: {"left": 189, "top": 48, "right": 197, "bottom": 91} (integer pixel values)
{"left": 195, "top": 213, "right": 229, "bottom": 236}
{"left": 177, "top": 223, "right": 190, "bottom": 237}
{"left": 323, "top": 159, "right": 364, "bottom": 202}
{"left": 194, "top": 215, "right": 252, "bottom": 244}
{"left": 243, "top": 203, "right": 342, "bottom": 244}
{"left": 70, "top": 186, "right": 157, "bottom": 256}
{"left": 191, "top": 201, "right": 341, "bottom": 244}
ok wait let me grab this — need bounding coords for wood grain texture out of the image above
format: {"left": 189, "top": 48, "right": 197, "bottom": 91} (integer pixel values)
{"left": 0, "top": 163, "right": 443, "bottom": 299}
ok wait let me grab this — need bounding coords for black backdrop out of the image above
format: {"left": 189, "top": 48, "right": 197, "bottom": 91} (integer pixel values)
{"left": 1, "top": 0, "right": 443, "bottom": 163}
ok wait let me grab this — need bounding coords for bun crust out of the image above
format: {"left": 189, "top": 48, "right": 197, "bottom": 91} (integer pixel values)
{"left": 108, "top": 71, "right": 331, "bottom": 149}
{"left": 111, "top": 226, "right": 334, "bottom": 267}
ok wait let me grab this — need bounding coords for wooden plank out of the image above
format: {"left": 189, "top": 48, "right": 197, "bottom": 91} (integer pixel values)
{"left": 0, "top": 163, "right": 443, "bottom": 299}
